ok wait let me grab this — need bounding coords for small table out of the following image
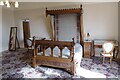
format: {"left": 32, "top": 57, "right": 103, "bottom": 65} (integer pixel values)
{"left": 93, "top": 39, "right": 119, "bottom": 59}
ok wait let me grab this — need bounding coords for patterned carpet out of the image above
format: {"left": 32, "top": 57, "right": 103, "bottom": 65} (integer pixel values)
{"left": 0, "top": 48, "right": 120, "bottom": 79}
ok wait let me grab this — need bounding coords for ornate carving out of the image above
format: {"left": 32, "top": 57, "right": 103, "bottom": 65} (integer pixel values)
{"left": 32, "top": 39, "right": 75, "bottom": 75}
{"left": 37, "top": 60, "right": 72, "bottom": 68}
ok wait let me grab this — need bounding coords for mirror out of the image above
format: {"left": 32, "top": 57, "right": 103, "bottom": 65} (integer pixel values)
{"left": 9, "top": 27, "right": 18, "bottom": 51}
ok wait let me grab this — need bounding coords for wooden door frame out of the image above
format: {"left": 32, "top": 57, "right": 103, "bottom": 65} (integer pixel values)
{"left": 22, "top": 20, "right": 30, "bottom": 48}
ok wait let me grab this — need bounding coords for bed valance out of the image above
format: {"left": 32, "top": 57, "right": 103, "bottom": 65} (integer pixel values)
{"left": 46, "top": 7, "right": 82, "bottom": 15}
{"left": 46, "top": 5, "right": 84, "bottom": 48}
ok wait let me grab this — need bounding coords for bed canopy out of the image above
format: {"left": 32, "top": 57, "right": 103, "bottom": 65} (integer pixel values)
{"left": 46, "top": 5, "right": 84, "bottom": 47}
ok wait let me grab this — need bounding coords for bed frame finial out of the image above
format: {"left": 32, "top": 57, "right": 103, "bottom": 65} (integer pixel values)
{"left": 80, "top": 5, "right": 82, "bottom": 9}
{"left": 46, "top": 8, "right": 48, "bottom": 17}
{"left": 72, "top": 38, "right": 75, "bottom": 43}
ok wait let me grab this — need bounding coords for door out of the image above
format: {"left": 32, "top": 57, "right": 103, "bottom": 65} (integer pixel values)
{"left": 23, "top": 21, "right": 30, "bottom": 48}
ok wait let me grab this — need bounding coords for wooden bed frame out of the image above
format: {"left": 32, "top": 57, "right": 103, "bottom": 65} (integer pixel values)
{"left": 32, "top": 5, "right": 84, "bottom": 75}
{"left": 32, "top": 37, "right": 75, "bottom": 75}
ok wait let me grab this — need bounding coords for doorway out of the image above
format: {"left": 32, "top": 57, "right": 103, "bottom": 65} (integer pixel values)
{"left": 23, "top": 21, "right": 30, "bottom": 48}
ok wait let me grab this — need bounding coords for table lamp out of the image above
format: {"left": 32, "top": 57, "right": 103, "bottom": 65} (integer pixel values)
{"left": 86, "top": 32, "right": 90, "bottom": 41}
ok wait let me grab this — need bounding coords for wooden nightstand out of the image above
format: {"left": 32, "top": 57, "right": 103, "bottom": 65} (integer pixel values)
{"left": 84, "top": 41, "right": 93, "bottom": 58}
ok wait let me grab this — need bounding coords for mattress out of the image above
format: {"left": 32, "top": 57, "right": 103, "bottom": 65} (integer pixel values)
{"left": 37, "top": 43, "right": 83, "bottom": 61}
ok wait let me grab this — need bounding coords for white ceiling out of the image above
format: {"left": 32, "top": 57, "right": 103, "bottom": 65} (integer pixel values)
{"left": 15, "top": 2, "right": 82, "bottom": 10}
{"left": 14, "top": 2, "right": 101, "bottom": 10}
{"left": 2, "top": 2, "right": 118, "bottom": 10}
{"left": 9, "top": 0, "right": 119, "bottom": 2}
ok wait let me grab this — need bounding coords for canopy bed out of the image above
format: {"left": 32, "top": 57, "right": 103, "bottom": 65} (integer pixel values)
{"left": 32, "top": 5, "right": 84, "bottom": 75}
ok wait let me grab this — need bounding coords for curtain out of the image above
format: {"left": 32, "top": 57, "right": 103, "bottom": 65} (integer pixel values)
{"left": 49, "top": 16, "right": 54, "bottom": 41}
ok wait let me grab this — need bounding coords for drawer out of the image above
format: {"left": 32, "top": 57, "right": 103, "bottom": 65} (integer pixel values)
{"left": 85, "top": 53, "right": 90, "bottom": 56}
{"left": 84, "top": 41, "right": 92, "bottom": 58}
{"left": 84, "top": 55, "right": 90, "bottom": 58}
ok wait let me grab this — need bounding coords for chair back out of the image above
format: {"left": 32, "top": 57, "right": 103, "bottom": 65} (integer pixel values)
{"left": 103, "top": 42, "right": 114, "bottom": 54}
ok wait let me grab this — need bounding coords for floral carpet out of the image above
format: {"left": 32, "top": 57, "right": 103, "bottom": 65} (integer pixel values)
{"left": 0, "top": 49, "right": 120, "bottom": 79}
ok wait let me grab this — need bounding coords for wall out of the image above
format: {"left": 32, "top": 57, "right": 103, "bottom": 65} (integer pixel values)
{"left": 0, "top": 6, "right": 2, "bottom": 52}
{"left": 14, "top": 8, "right": 51, "bottom": 48}
{"left": 2, "top": 8, "right": 15, "bottom": 51}
{"left": 49, "top": 2, "right": 118, "bottom": 42}
{"left": 0, "top": 6, "right": 1, "bottom": 78}
{"left": 83, "top": 3, "right": 118, "bottom": 56}
{"left": 118, "top": 1, "right": 120, "bottom": 59}
{"left": 83, "top": 2, "right": 118, "bottom": 40}
{"left": 14, "top": 2, "right": 118, "bottom": 48}
{"left": 59, "top": 14, "right": 77, "bottom": 42}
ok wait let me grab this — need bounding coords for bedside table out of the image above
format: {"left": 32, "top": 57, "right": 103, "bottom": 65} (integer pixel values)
{"left": 84, "top": 41, "right": 93, "bottom": 58}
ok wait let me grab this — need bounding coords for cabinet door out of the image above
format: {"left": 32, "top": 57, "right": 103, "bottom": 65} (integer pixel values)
{"left": 84, "top": 42, "right": 91, "bottom": 58}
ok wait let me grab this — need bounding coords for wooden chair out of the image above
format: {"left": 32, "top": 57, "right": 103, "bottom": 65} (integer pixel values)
{"left": 100, "top": 42, "right": 115, "bottom": 64}
{"left": 26, "top": 36, "right": 46, "bottom": 52}
{"left": 26, "top": 37, "right": 35, "bottom": 52}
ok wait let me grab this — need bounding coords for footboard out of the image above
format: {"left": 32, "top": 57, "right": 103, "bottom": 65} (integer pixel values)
{"left": 32, "top": 38, "right": 75, "bottom": 75}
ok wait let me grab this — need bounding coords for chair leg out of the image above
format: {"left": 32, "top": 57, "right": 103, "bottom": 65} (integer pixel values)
{"left": 32, "top": 57, "right": 37, "bottom": 68}
{"left": 110, "top": 56, "right": 113, "bottom": 65}
{"left": 103, "top": 57, "right": 105, "bottom": 64}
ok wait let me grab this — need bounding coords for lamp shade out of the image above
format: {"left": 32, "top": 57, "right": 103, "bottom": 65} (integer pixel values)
{"left": 5, "top": 0, "right": 9, "bottom": 5}
{"left": 0, "top": 1, "right": 4, "bottom": 5}
{"left": 87, "top": 33, "right": 90, "bottom": 37}
{"left": 6, "top": 2, "right": 10, "bottom": 7}
{"left": 15, "top": 1, "right": 19, "bottom": 8}
{"left": 0, "top": 0, "right": 19, "bottom": 8}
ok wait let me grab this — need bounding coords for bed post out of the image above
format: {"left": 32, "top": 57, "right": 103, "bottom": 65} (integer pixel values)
{"left": 32, "top": 36, "right": 37, "bottom": 67}
{"left": 72, "top": 38, "right": 75, "bottom": 61}
{"left": 72, "top": 38, "right": 75, "bottom": 75}
{"left": 46, "top": 8, "right": 47, "bottom": 17}
{"left": 53, "top": 15, "right": 57, "bottom": 41}
{"left": 80, "top": 5, "right": 84, "bottom": 52}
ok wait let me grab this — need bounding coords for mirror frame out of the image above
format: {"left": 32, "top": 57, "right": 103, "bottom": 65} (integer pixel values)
{"left": 8, "top": 27, "right": 17, "bottom": 51}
